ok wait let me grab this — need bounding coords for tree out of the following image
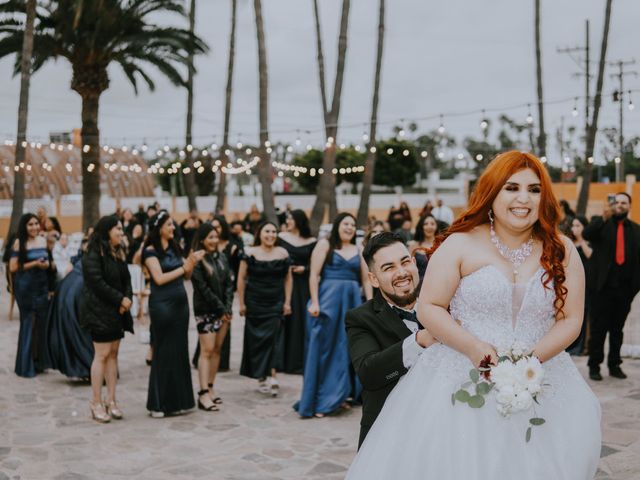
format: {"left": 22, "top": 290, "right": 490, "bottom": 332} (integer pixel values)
{"left": 534, "top": 0, "right": 546, "bottom": 157}
{"left": 253, "top": 0, "right": 277, "bottom": 223}
{"left": 216, "top": 0, "right": 238, "bottom": 213}
{"left": 576, "top": 0, "right": 613, "bottom": 216}
{"left": 309, "top": 0, "right": 351, "bottom": 234}
{"left": 183, "top": 0, "right": 198, "bottom": 212}
{"left": 356, "top": 0, "right": 385, "bottom": 228}
{"left": 5, "top": 0, "right": 36, "bottom": 238}
{"left": 0, "top": 0, "right": 208, "bottom": 230}
{"left": 372, "top": 141, "right": 419, "bottom": 188}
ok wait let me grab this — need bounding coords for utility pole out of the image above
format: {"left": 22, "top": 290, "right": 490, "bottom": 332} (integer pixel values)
{"left": 608, "top": 59, "right": 637, "bottom": 182}
{"left": 558, "top": 19, "right": 592, "bottom": 164}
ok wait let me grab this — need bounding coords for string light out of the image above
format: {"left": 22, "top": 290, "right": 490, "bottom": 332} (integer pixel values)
{"left": 526, "top": 104, "right": 534, "bottom": 125}
{"left": 480, "top": 110, "right": 488, "bottom": 130}
{"left": 437, "top": 115, "right": 445, "bottom": 134}
{"left": 628, "top": 91, "right": 635, "bottom": 111}
{"left": 572, "top": 98, "right": 579, "bottom": 117}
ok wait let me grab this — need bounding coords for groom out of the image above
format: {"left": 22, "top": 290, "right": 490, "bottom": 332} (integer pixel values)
{"left": 346, "top": 232, "right": 436, "bottom": 448}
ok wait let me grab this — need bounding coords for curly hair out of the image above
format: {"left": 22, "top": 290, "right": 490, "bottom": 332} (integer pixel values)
{"left": 429, "top": 151, "right": 568, "bottom": 317}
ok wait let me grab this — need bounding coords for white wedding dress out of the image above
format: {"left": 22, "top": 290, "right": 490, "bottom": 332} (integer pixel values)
{"left": 347, "top": 265, "right": 601, "bottom": 480}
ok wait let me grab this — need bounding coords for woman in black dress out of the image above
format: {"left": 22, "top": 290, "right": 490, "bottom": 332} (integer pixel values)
{"left": 238, "top": 221, "right": 292, "bottom": 396}
{"left": 143, "top": 210, "right": 204, "bottom": 417}
{"left": 276, "top": 210, "right": 316, "bottom": 374}
{"left": 191, "top": 223, "right": 234, "bottom": 411}
{"left": 9, "top": 213, "right": 51, "bottom": 377}
{"left": 567, "top": 215, "right": 593, "bottom": 355}
{"left": 81, "top": 215, "right": 133, "bottom": 423}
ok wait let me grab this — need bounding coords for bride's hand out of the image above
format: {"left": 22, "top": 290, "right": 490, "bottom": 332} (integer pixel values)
{"left": 466, "top": 341, "right": 498, "bottom": 369}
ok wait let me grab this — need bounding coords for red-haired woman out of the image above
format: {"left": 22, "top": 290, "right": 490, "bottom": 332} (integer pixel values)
{"left": 347, "top": 151, "right": 601, "bottom": 479}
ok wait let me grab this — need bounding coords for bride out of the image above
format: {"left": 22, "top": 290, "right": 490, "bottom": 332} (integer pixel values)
{"left": 347, "top": 151, "right": 601, "bottom": 479}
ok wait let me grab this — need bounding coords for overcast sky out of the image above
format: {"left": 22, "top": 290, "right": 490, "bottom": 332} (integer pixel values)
{"left": 1, "top": 0, "right": 639, "bottom": 163}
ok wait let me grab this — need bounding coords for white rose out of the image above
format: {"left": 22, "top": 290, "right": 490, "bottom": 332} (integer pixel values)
{"left": 512, "top": 390, "right": 534, "bottom": 411}
{"left": 495, "top": 384, "right": 516, "bottom": 406}
{"left": 491, "top": 362, "right": 516, "bottom": 389}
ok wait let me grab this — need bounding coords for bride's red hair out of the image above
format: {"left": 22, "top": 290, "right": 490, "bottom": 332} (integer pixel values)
{"left": 429, "top": 150, "right": 568, "bottom": 316}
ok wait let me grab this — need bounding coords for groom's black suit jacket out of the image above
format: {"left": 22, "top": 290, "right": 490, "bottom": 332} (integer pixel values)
{"left": 345, "top": 292, "right": 414, "bottom": 448}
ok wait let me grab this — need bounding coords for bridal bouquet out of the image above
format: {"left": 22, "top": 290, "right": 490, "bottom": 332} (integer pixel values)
{"left": 452, "top": 341, "right": 548, "bottom": 442}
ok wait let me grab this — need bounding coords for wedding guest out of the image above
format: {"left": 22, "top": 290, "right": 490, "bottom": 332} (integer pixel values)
{"left": 243, "top": 204, "right": 266, "bottom": 235}
{"left": 36, "top": 205, "right": 48, "bottom": 230}
{"left": 566, "top": 216, "right": 592, "bottom": 355}
{"left": 431, "top": 198, "right": 454, "bottom": 225}
{"left": 394, "top": 219, "right": 413, "bottom": 245}
{"left": 276, "top": 209, "right": 317, "bottom": 374}
{"left": 143, "top": 210, "right": 204, "bottom": 417}
{"left": 47, "top": 252, "right": 93, "bottom": 381}
{"left": 408, "top": 214, "right": 441, "bottom": 280}
{"left": 362, "top": 220, "right": 387, "bottom": 248}
{"left": 558, "top": 199, "right": 575, "bottom": 236}
{"left": 180, "top": 209, "right": 202, "bottom": 256}
{"left": 81, "top": 215, "right": 133, "bottom": 423}
{"left": 295, "top": 212, "right": 372, "bottom": 418}
{"left": 387, "top": 204, "right": 407, "bottom": 231}
{"left": 134, "top": 203, "right": 148, "bottom": 229}
{"left": 238, "top": 222, "right": 292, "bottom": 396}
{"left": 52, "top": 233, "right": 73, "bottom": 280}
{"left": 212, "top": 214, "right": 242, "bottom": 370}
{"left": 125, "top": 223, "right": 144, "bottom": 265}
{"left": 418, "top": 200, "right": 433, "bottom": 218}
{"left": 121, "top": 208, "right": 138, "bottom": 239}
{"left": 191, "top": 224, "right": 234, "bottom": 411}
{"left": 584, "top": 193, "right": 640, "bottom": 380}
{"left": 346, "top": 232, "right": 437, "bottom": 447}
{"left": 10, "top": 213, "right": 51, "bottom": 377}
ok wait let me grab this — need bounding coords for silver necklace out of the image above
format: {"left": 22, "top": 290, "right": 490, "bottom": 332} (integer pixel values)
{"left": 489, "top": 221, "right": 534, "bottom": 277}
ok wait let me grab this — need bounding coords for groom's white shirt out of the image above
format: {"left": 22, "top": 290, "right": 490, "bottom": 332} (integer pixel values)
{"left": 388, "top": 303, "right": 426, "bottom": 369}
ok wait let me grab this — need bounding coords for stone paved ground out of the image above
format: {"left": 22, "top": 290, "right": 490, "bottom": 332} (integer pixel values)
{"left": 1, "top": 277, "right": 639, "bottom": 480}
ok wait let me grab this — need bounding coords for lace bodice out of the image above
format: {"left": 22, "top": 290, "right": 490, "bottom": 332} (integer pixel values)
{"left": 450, "top": 264, "right": 556, "bottom": 349}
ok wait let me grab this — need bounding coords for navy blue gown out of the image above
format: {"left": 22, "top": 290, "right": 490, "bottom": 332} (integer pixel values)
{"left": 46, "top": 260, "right": 94, "bottom": 378}
{"left": 144, "top": 247, "right": 195, "bottom": 414}
{"left": 12, "top": 247, "right": 50, "bottom": 377}
{"left": 295, "top": 252, "right": 362, "bottom": 417}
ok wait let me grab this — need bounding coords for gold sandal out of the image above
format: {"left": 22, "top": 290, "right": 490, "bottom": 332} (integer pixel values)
{"left": 90, "top": 401, "right": 111, "bottom": 423}
{"left": 106, "top": 400, "right": 123, "bottom": 420}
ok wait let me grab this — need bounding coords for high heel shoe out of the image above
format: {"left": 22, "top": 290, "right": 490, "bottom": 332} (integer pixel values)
{"left": 270, "top": 378, "right": 279, "bottom": 397}
{"left": 90, "top": 401, "right": 111, "bottom": 423}
{"left": 197, "top": 389, "right": 219, "bottom": 412}
{"left": 208, "top": 383, "right": 222, "bottom": 405}
{"left": 106, "top": 400, "right": 123, "bottom": 420}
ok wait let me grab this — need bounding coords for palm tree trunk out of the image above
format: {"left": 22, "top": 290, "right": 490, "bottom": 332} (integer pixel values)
{"left": 356, "top": 0, "right": 385, "bottom": 228}
{"left": 183, "top": 0, "right": 198, "bottom": 211}
{"left": 7, "top": 0, "right": 36, "bottom": 237}
{"left": 81, "top": 94, "right": 102, "bottom": 230}
{"left": 309, "top": 0, "right": 351, "bottom": 234}
{"left": 253, "top": 0, "right": 277, "bottom": 223}
{"left": 216, "top": 0, "right": 238, "bottom": 213}
{"left": 576, "top": 0, "right": 613, "bottom": 216}
{"left": 534, "top": 0, "right": 546, "bottom": 157}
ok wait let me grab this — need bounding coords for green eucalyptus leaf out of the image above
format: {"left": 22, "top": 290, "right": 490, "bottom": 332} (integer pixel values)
{"left": 526, "top": 427, "right": 532, "bottom": 442}
{"left": 498, "top": 356, "right": 510, "bottom": 363}
{"left": 529, "top": 418, "right": 545, "bottom": 426}
{"left": 454, "top": 390, "right": 471, "bottom": 403}
{"left": 476, "top": 382, "right": 492, "bottom": 395}
{"left": 467, "top": 395, "right": 485, "bottom": 408}
{"left": 461, "top": 381, "right": 473, "bottom": 389}
{"left": 469, "top": 369, "right": 480, "bottom": 383}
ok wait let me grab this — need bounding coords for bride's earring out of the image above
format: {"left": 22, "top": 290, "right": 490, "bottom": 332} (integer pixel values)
{"left": 488, "top": 209, "right": 494, "bottom": 226}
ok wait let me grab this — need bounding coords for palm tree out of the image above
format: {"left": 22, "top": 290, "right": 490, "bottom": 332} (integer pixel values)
{"left": 534, "top": 0, "right": 546, "bottom": 158}
{"left": 5, "top": 0, "right": 36, "bottom": 237}
{"left": 576, "top": 0, "right": 613, "bottom": 216}
{"left": 0, "top": 0, "right": 208, "bottom": 230}
{"left": 216, "top": 0, "right": 238, "bottom": 214}
{"left": 356, "top": 0, "right": 385, "bottom": 228}
{"left": 309, "top": 0, "right": 351, "bottom": 234}
{"left": 183, "top": 0, "right": 198, "bottom": 212}
{"left": 253, "top": 0, "right": 277, "bottom": 223}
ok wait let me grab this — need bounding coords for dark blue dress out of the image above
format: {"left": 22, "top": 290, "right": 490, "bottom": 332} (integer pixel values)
{"left": 295, "top": 251, "right": 363, "bottom": 417}
{"left": 12, "top": 247, "right": 50, "bottom": 377}
{"left": 276, "top": 238, "right": 316, "bottom": 374}
{"left": 143, "top": 247, "right": 195, "bottom": 414}
{"left": 46, "top": 260, "right": 94, "bottom": 379}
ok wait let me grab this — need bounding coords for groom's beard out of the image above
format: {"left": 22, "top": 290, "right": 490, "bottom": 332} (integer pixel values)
{"left": 382, "top": 284, "right": 420, "bottom": 308}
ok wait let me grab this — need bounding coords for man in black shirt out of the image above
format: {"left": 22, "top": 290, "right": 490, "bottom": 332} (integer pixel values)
{"left": 584, "top": 193, "right": 640, "bottom": 381}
